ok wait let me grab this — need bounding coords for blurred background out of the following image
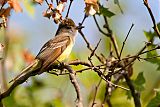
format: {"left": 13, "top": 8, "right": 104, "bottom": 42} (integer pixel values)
{"left": 1, "top": 0, "right": 160, "bottom": 107}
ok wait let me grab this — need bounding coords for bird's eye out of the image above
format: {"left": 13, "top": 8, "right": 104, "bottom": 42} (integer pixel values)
{"left": 66, "top": 26, "right": 71, "bottom": 29}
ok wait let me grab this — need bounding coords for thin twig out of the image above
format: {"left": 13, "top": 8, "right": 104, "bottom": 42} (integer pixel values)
{"left": 80, "top": 14, "right": 88, "bottom": 25}
{"left": 139, "top": 55, "right": 160, "bottom": 60}
{"left": 91, "top": 78, "right": 102, "bottom": 107}
{"left": 93, "top": 15, "right": 109, "bottom": 36}
{"left": 103, "top": 16, "right": 120, "bottom": 59}
{"left": 78, "top": 30, "right": 104, "bottom": 63}
{"left": 0, "top": 2, "right": 6, "bottom": 11}
{"left": 66, "top": 0, "right": 73, "bottom": 18}
{"left": 117, "top": 2, "right": 123, "bottom": 14}
{"left": 56, "top": 0, "right": 58, "bottom": 5}
{"left": 89, "top": 39, "right": 101, "bottom": 59}
{"left": 143, "top": 0, "right": 160, "bottom": 39}
{"left": 120, "top": 24, "right": 134, "bottom": 58}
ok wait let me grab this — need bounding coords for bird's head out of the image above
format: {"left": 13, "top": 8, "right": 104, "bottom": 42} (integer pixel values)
{"left": 56, "top": 18, "right": 78, "bottom": 36}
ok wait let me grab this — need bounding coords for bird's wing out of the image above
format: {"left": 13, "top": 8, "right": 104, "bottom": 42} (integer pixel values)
{"left": 36, "top": 35, "right": 70, "bottom": 71}
{"left": 36, "top": 35, "right": 70, "bottom": 60}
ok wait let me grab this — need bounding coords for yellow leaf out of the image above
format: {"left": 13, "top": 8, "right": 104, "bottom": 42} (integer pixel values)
{"left": 23, "top": 0, "right": 35, "bottom": 17}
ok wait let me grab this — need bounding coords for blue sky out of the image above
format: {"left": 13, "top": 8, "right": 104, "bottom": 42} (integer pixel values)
{"left": 7, "top": 0, "right": 160, "bottom": 55}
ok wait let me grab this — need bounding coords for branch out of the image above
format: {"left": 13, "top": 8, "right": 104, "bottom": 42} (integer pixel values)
{"left": 89, "top": 39, "right": 101, "bottom": 59}
{"left": 78, "top": 29, "right": 104, "bottom": 63}
{"left": 143, "top": 0, "right": 160, "bottom": 39}
{"left": 123, "top": 72, "right": 141, "bottom": 107}
{"left": 0, "top": 62, "right": 83, "bottom": 107}
{"left": 91, "top": 78, "right": 102, "bottom": 107}
{"left": 56, "top": 0, "right": 58, "bottom": 5}
{"left": 103, "top": 16, "right": 120, "bottom": 59}
{"left": 64, "top": 64, "right": 83, "bottom": 107}
{"left": 93, "top": 15, "right": 109, "bottom": 36}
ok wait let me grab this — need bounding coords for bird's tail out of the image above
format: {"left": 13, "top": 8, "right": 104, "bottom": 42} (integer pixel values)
{"left": 9, "top": 59, "right": 42, "bottom": 83}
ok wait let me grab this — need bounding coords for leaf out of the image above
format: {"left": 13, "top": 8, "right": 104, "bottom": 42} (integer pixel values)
{"left": 84, "top": 0, "right": 99, "bottom": 16}
{"left": 133, "top": 72, "right": 145, "bottom": 91}
{"left": 34, "top": 0, "right": 43, "bottom": 4}
{"left": 98, "top": 6, "right": 115, "bottom": 18}
{"left": 43, "top": 11, "right": 52, "bottom": 19}
{"left": 56, "top": 2, "right": 65, "bottom": 13}
{"left": 23, "top": 0, "right": 35, "bottom": 17}
{"left": 144, "top": 31, "right": 155, "bottom": 42}
{"left": 85, "top": 0, "right": 97, "bottom": 4}
{"left": 22, "top": 49, "right": 34, "bottom": 64}
{"left": 147, "top": 92, "right": 160, "bottom": 107}
{"left": 134, "top": 72, "right": 145, "bottom": 85}
{"left": 126, "top": 91, "right": 132, "bottom": 100}
{"left": 146, "top": 44, "right": 159, "bottom": 64}
{"left": 114, "top": 0, "right": 119, "bottom": 4}
{"left": 0, "top": 0, "right": 6, "bottom": 5}
{"left": 8, "top": 0, "right": 22, "bottom": 12}
{"left": 0, "top": 7, "right": 12, "bottom": 17}
{"left": 114, "top": 0, "right": 123, "bottom": 13}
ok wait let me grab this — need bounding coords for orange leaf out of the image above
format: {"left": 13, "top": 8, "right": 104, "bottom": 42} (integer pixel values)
{"left": 0, "top": 7, "right": 12, "bottom": 17}
{"left": 43, "top": 11, "right": 52, "bottom": 19}
{"left": 22, "top": 49, "right": 34, "bottom": 64}
{"left": 8, "top": 0, "right": 22, "bottom": 12}
{"left": 34, "top": 0, "right": 44, "bottom": 5}
{"left": 84, "top": 0, "right": 99, "bottom": 16}
{"left": 85, "top": 0, "right": 97, "bottom": 4}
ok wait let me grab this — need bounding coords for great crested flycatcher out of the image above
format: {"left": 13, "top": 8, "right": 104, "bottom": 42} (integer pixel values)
{"left": 10, "top": 18, "right": 78, "bottom": 82}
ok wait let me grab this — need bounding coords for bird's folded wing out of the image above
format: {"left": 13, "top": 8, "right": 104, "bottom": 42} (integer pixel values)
{"left": 36, "top": 35, "right": 70, "bottom": 71}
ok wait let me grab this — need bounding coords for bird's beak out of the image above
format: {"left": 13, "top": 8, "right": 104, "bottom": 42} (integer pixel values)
{"left": 75, "top": 25, "right": 84, "bottom": 30}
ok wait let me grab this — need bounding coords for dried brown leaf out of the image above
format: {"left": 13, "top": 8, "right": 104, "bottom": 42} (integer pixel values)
{"left": 22, "top": 49, "right": 34, "bottom": 64}
{"left": 8, "top": 0, "right": 22, "bottom": 12}
{"left": 43, "top": 11, "right": 52, "bottom": 19}
{"left": 0, "top": 0, "right": 6, "bottom": 5}
{"left": 84, "top": 0, "right": 99, "bottom": 16}
{"left": 85, "top": 0, "right": 97, "bottom": 4}
{"left": 0, "top": 7, "right": 11, "bottom": 17}
{"left": 34, "top": 0, "right": 43, "bottom": 4}
{"left": 56, "top": 2, "right": 65, "bottom": 13}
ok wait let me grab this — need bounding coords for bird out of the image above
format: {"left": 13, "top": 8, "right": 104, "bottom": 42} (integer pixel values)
{"left": 10, "top": 18, "right": 78, "bottom": 82}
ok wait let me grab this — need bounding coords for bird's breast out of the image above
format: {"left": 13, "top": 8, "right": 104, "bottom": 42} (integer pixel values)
{"left": 57, "top": 40, "right": 74, "bottom": 61}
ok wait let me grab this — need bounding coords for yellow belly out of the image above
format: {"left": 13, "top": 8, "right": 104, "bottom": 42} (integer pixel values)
{"left": 57, "top": 41, "right": 74, "bottom": 61}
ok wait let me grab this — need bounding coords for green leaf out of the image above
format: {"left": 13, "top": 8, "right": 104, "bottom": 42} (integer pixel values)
{"left": 126, "top": 91, "right": 132, "bottom": 100}
{"left": 134, "top": 72, "right": 145, "bottom": 85}
{"left": 114, "top": 0, "right": 119, "bottom": 4}
{"left": 147, "top": 92, "right": 160, "bottom": 107}
{"left": 156, "top": 62, "right": 160, "bottom": 71}
{"left": 146, "top": 44, "right": 159, "bottom": 64}
{"left": 144, "top": 31, "right": 155, "bottom": 42}
{"left": 133, "top": 72, "right": 145, "bottom": 91}
{"left": 23, "top": 0, "right": 35, "bottom": 17}
{"left": 98, "top": 6, "right": 115, "bottom": 18}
